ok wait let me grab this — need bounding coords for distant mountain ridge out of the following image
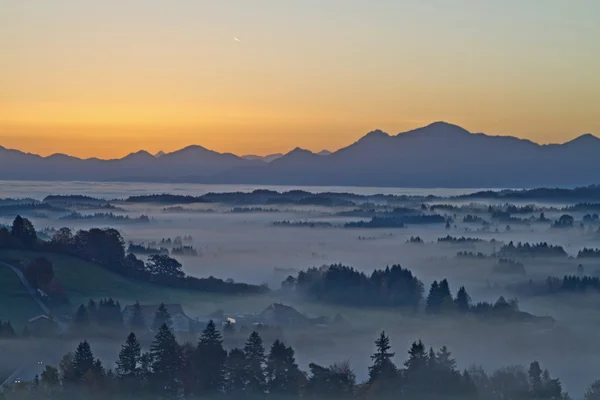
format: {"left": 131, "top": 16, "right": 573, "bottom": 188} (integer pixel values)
{"left": 0, "top": 122, "right": 598, "bottom": 187}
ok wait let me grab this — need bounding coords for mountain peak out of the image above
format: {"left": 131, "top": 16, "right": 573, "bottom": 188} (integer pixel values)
{"left": 155, "top": 151, "right": 166, "bottom": 158}
{"left": 364, "top": 129, "right": 389, "bottom": 138}
{"left": 568, "top": 133, "right": 599, "bottom": 144}
{"left": 287, "top": 147, "right": 314, "bottom": 156}
{"left": 397, "top": 121, "right": 470, "bottom": 139}
{"left": 123, "top": 150, "right": 153, "bottom": 160}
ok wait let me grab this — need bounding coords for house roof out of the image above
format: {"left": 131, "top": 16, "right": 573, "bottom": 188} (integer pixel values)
{"left": 258, "top": 303, "right": 308, "bottom": 325}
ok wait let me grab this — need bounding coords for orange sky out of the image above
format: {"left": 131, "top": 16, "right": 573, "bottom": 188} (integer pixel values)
{"left": 1, "top": 1, "right": 599, "bottom": 159}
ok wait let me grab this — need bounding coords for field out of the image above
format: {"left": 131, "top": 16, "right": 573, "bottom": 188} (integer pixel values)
{"left": 0, "top": 249, "right": 287, "bottom": 321}
{"left": 0, "top": 266, "right": 42, "bottom": 330}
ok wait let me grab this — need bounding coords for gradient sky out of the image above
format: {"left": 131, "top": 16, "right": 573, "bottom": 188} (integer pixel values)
{"left": 1, "top": 1, "right": 599, "bottom": 159}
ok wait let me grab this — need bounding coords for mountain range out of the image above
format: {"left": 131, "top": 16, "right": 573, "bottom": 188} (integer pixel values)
{"left": 1, "top": 122, "right": 599, "bottom": 188}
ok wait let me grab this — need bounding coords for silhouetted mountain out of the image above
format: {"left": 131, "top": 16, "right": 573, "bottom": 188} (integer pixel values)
{"left": 210, "top": 122, "right": 600, "bottom": 188}
{"left": 1, "top": 122, "right": 598, "bottom": 187}
{"left": 0, "top": 144, "right": 262, "bottom": 182}
{"left": 317, "top": 150, "right": 332, "bottom": 156}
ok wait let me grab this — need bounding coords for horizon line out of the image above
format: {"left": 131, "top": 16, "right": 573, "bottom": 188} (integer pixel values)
{"left": 0, "top": 121, "right": 597, "bottom": 161}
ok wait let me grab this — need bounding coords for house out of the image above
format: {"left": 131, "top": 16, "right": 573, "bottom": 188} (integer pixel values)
{"left": 257, "top": 303, "right": 310, "bottom": 327}
{"left": 122, "top": 304, "right": 192, "bottom": 332}
{"left": 26, "top": 315, "right": 60, "bottom": 337}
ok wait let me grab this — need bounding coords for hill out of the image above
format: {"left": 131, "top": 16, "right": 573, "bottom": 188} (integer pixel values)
{"left": 1, "top": 122, "right": 599, "bottom": 187}
{"left": 0, "top": 250, "right": 272, "bottom": 329}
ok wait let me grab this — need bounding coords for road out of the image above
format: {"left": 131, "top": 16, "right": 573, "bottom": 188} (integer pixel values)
{"left": 0, "top": 261, "right": 67, "bottom": 391}
{"left": 0, "top": 261, "right": 51, "bottom": 315}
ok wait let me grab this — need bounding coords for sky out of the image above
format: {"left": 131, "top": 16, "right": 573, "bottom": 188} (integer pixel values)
{"left": 1, "top": 0, "right": 599, "bottom": 159}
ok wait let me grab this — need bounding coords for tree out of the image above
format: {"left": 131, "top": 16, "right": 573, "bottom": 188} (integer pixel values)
{"left": 529, "top": 361, "right": 543, "bottom": 397}
{"left": 116, "top": 332, "right": 142, "bottom": 382}
{"left": 59, "top": 352, "right": 76, "bottom": 384}
{"left": 51, "top": 227, "right": 74, "bottom": 250}
{"left": 585, "top": 380, "right": 600, "bottom": 400}
{"left": 244, "top": 331, "right": 267, "bottom": 395}
{"left": 147, "top": 254, "right": 185, "bottom": 278}
{"left": 306, "top": 362, "right": 356, "bottom": 399}
{"left": 266, "top": 339, "right": 303, "bottom": 397}
{"left": 23, "top": 257, "right": 54, "bottom": 289}
{"left": 41, "top": 365, "right": 60, "bottom": 387}
{"left": 426, "top": 281, "right": 441, "bottom": 314}
{"left": 403, "top": 340, "right": 428, "bottom": 396}
{"left": 454, "top": 286, "right": 472, "bottom": 313}
{"left": 72, "top": 341, "right": 96, "bottom": 382}
{"left": 225, "top": 348, "right": 247, "bottom": 395}
{"left": 152, "top": 303, "right": 173, "bottom": 331}
{"left": 150, "top": 323, "right": 182, "bottom": 399}
{"left": 74, "top": 228, "right": 126, "bottom": 271}
{"left": 438, "top": 279, "right": 454, "bottom": 312}
{"left": 73, "top": 304, "right": 90, "bottom": 333}
{"left": 368, "top": 331, "right": 397, "bottom": 384}
{"left": 11, "top": 215, "right": 37, "bottom": 248}
{"left": 129, "top": 301, "right": 146, "bottom": 330}
{"left": 194, "top": 320, "right": 227, "bottom": 395}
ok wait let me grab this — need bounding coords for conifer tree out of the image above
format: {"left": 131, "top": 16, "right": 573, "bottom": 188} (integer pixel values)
{"left": 116, "top": 332, "right": 142, "bottom": 386}
{"left": 403, "top": 340, "right": 429, "bottom": 396}
{"left": 244, "top": 331, "right": 267, "bottom": 395}
{"left": 426, "top": 281, "right": 441, "bottom": 314}
{"left": 266, "top": 339, "right": 302, "bottom": 397}
{"left": 152, "top": 303, "right": 173, "bottom": 332}
{"left": 73, "top": 304, "right": 90, "bottom": 332}
{"left": 194, "top": 320, "right": 227, "bottom": 395}
{"left": 368, "top": 331, "right": 397, "bottom": 384}
{"left": 150, "top": 323, "right": 182, "bottom": 399}
{"left": 454, "top": 286, "right": 472, "bottom": 313}
{"left": 129, "top": 301, "right": 146, "bottom": 330}
{"left": 438, "top": 279, "right": 455, "bottom": 312}
{"left": 72, "top": 341, "right": 95, "bottom": 382}
{"left": 225, "top": 348, "right": 247, "bottom": 395}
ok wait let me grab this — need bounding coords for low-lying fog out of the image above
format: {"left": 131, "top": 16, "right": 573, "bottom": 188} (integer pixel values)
{"left": 3, "top": 182, "right": 600, "bottom": 397}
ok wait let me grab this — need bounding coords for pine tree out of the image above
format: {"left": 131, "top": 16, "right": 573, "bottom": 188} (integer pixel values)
{"left": 436, "top": 346, "right": 457, "bottom": 372}
{"left": 150, "top": 323, "right": 182, "bottom": 399}
{"left": 454, "top": 286, "right": 472, "bottom": 313}
{"left": 368, "top": 331, "right": 397, "bottom": 384}
{"left": 116, "top": 332, "right": 142, "bottom": 386}
{"left": 152, "top": 303, "right": 173, "bottom": 332}
{"left": 73, "top": 304, "right": 90, "bottom": 332}
{"left": 244, "top": 331, "right": 267, "bottom": 395}
{"left": 426, "top": 281, "right": 441, "bottom": 314}
{"left": 403, "top": 340, "right": 429, "bottom": 396}
{"left": 266, "top": 339, "right": 302, "bottom": 397}
{"left": 194, "top": 320, "right": 227, "bottom": 395}
{"left": 130, "top": 301, "right": 146, "bottom": 330}
{"left": 438, "top": 279, "right": 455, "bottom": 312}
{"left": 72, "top": 341, "right": 95, "bottom": 381}
{"left": 225, "top": 348, "right": 247, "bottom": 395}
{"left": 528, "top": 361, "right": 543, "bottom": 397}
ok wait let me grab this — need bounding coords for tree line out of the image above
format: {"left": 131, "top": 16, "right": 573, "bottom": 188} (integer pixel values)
{"left": 0, "top": 216, "right": 266, "bottom": 296}
{"left": 3, "top": 312, "right": 588, "bottom": 400}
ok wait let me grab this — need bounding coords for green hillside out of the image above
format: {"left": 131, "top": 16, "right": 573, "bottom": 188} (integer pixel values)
{"left": 0, "top": 266, "right": 42, "bottom": 330}
{"left": 0, "top": 250, "right": 274, "bottom": 326}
